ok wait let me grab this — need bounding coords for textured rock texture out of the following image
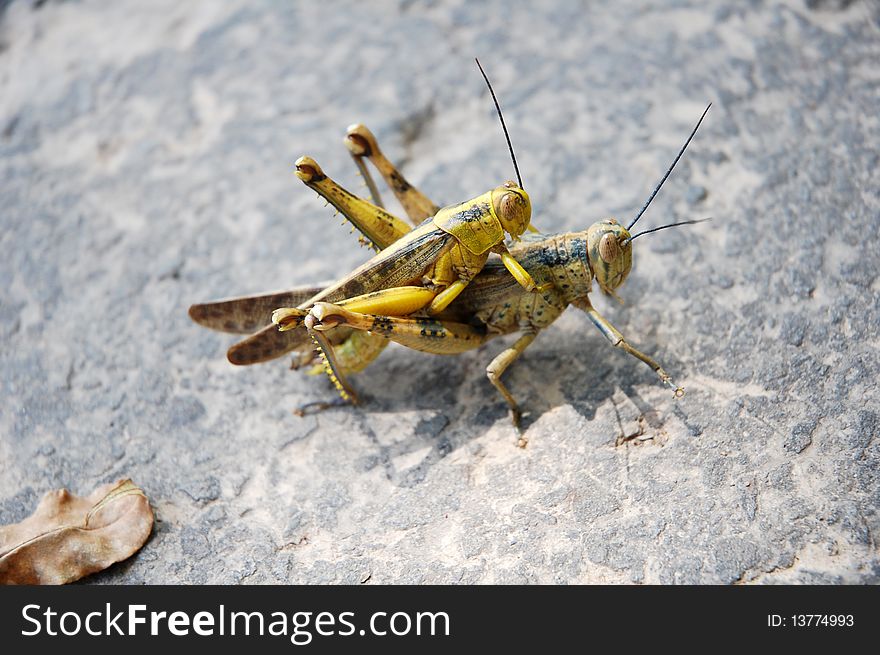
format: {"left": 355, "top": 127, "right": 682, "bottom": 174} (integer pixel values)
{"left": 1, "top": 0, "right": 878, "bottom": 584}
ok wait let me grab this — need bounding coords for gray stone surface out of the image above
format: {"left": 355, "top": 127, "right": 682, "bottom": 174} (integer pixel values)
{"left": 1, "top": 0, "right": 878, "bottom": 584}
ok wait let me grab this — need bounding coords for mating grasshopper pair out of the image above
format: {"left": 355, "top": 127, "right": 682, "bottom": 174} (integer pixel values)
{"left": 189, "top": 64, "right": 709, "bottom": 435}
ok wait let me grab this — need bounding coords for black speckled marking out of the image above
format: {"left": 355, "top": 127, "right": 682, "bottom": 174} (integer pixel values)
{"left": 414, "top": 318, "right": 444, "bottom": 339}
{"left": 452, "top": 202, "right": 491, "bottom": 225}
{"left": 390, "top": 170, "right": 412, "bottom": 193}
{"left": 370, "top": 316, "right": 395, "bottom": 336}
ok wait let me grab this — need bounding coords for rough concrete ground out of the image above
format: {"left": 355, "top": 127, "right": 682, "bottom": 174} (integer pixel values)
{"left": 1, "top": 0, "right": 878, "bottom": 584}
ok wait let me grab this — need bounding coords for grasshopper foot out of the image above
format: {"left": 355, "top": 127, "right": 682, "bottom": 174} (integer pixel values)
{"left": 511, "top": 406, "right": 523, "bottom": 430}
{"left": 657, "top": 370, "right": 684, "bottom": 398}
{"left": 509, "top": 406, "right": 530, "bottom": 447}
{"left": 511, "top": 408, "right": 533, "bottom": 448}
{"left": 293, "top": 396, "right": 355, "bottom": 417}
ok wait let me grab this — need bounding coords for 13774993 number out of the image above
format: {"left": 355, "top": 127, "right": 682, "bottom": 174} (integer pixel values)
{"left": 788, "top": 615, "right": 853, "bottom": 627}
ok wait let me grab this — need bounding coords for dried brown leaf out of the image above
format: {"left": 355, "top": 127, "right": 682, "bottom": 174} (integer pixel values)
{"left": 0, "top": 479, "right": 154, "bottom": 585}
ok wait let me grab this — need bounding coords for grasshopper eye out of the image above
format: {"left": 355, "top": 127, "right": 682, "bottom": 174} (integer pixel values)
{"left": 494, "top": 187, "right": 532, "bottom": 238}
{"left": 500, "top": 192, "right": 519, "bottom": 217}
{"left": 598, "top": 232, "right": 621, "bottom": 263}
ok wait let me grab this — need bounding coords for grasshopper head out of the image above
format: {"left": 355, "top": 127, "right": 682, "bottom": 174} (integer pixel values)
{"left": 587, "top": 219, "right": 633, "bottom": 295}
{"left": 491, "top": 181, "right": 532, "bottom": 240}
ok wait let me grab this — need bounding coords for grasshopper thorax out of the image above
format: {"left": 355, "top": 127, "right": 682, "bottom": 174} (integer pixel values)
{"left": 491, "top": 181, "right": 531, "bottom": 240}
{"left": 586, "top": 219, "right": 633, "bottom": 295}
{"left": 433, "top": 182, "right": 532, "bottom": 255}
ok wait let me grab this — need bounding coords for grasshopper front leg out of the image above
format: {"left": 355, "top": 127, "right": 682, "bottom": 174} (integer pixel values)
{"left": 574, "top": 297, "right": 684, "bottom": 397}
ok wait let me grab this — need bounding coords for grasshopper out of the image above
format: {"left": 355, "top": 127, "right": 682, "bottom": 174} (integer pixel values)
{"left": 190, "top": 81, "right": 711, "bottom": 432}
{"left": 270, "top": 61, "right": 538, "bottom": 343}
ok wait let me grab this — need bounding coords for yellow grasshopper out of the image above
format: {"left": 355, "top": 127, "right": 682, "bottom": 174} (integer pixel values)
{"left": 270, "top": 61, "right": 538, "bottom": 341}
{"left": 191, "top": 60, "right": 537, "bottom": 405}
{"left": 190, "top": 96, "right": 711, "bottom": 431}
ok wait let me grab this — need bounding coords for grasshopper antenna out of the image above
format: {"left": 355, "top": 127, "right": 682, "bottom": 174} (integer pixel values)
{"left": 626, "top": 217, "right": 711, "bottom": 244}
{"left": 627, "top": 103, "right": 711, "bottom": 231}
{"left": 475, "top": 58, "right": 522, "bottom": 189}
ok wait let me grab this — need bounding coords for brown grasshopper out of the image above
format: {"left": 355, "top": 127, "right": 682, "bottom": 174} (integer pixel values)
{"left": 190, "top": 88, "right": 710, "bottom": 431}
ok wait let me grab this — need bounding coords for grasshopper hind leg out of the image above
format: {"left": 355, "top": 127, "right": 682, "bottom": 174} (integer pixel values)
{"left": 350, "top": 151, "right": 386, "bottom": 212}
{"left": 293, "top": 329, "right": 390, "bottom": 415}
{"left": 304, "top": 319, "right": 360, "bottom": 407}
{"left": 345, "top": 124, "right": 440, "bottom": 225}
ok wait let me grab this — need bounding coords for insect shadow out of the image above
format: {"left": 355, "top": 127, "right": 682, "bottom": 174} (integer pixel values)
{"left": 328, "top": 323, "right": 684, "bottom": 487}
